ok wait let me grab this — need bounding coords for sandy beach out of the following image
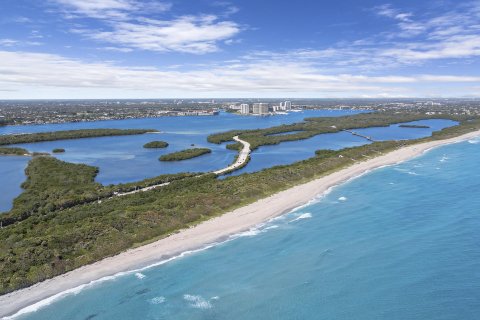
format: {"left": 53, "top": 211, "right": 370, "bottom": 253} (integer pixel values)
{"left": 2, "top": 129, "right": 480, "bottom": 319}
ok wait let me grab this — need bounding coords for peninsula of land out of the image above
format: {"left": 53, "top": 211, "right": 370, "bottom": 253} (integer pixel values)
{"left": 2, "top": 128, "right": 479, "bottom": 319}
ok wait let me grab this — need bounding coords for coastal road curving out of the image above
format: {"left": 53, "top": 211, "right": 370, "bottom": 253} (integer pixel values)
{"left": 114, "top": 135, "right": 250, "bottom": 197}
{"left": 214, "top": 136, "right": 251, "bottom": 175}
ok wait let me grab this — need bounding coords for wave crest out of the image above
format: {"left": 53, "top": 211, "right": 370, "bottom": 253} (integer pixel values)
{"left": 290, "top": 212, "right": 312, "bottom": 222}
{"left": 183, "top": 294, "right": 212, "bottom": 309}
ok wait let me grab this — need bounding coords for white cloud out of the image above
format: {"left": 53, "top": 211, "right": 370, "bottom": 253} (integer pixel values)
{"left": 53, "top": 0, "right": 171, "bottom": 20}
{"left": 52, "top": 0, "right": 240, "bottom": 54}
{"left": 0, "top": 39, "right": 42, "bottom": 47}
{"left": 0, "top": 39, "right": 19, "bottom": 47}
{"left": 243, "top": 1, "right": 480, "bottom": 72}
{"left": 375, "top": 4, "right": 412, "bottom": 22}
{"left": 83, "top": 15, "right": 240, "bottom": 53}
{"left": 0, "top": 50, "right": 478, "bottom": 99}
{"left": 382, "top": 34, "right": 480, "bottom": 62}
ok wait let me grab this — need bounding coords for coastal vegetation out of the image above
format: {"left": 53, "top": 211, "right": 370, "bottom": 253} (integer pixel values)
{"left": 207, "top": 112, "right": 462, "bottom": 150}
{"left": 159, "top": 148, "right": 211, "bottom": 161}
{"left": 0, "top": 129, "right": 157, "bottom": 146}
{"left": 0, "top": 156, "right": 197, "bottom": 226}
{"left": 52, "top": 148, "right": 65, "bottom": 153}
{"left": 399, "top": 124, "right": 430, "bottom": 128}
{"left": 0, "top": 113, "right": 479, "bottom": 295}
{"left": 143, "top": 141, "right": 169, "bottom": 149}
{"left": 0, "top": 147, "right": 30, "bottom": 156}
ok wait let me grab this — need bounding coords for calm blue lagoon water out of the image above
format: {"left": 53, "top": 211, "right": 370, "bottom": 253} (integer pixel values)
{"left": 225, "top": 119, "right": 457, "bottom": 177}
{"left": 0, "top": 110, "right": 365, "bottom": 211}
{"left": 0, "top": 156, "right": 29, "bottom": 212}
{"left": 354, "top": 119, "right": 458, "bottom": 141}
{"left": 225, "top": 131, "right": 369, "bottom": 177}
{"left": 0, "top": 113, "right": 456, "bottom": 212}
{"left": 15, "top": 137, "right": 480, "bottom": 320}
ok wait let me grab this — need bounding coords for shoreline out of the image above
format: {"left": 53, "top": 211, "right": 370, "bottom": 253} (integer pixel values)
{"left": 2, "top": 129, "right": 480, "bottom": 318}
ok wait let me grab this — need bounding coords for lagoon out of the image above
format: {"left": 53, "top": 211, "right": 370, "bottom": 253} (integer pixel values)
{"left": 0, "top": 110, "right": 364, "bottom": 212}
{"left": 0, "top": 113, "right": 457, "bottom": 212}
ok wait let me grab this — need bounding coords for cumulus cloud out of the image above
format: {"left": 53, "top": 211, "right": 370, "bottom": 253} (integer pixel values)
{"left": 52, "top": 0, "right": 240, "bottom": 54}
{"left": 82, "top": 15, "right": 241, "bottom": 53}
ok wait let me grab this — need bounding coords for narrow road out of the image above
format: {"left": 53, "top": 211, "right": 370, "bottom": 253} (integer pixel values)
{"left": 214, "top": 136, "right": 251, "bottom": 175}
{"left": 114, "top": 182, "right": 171, "bottom": 197}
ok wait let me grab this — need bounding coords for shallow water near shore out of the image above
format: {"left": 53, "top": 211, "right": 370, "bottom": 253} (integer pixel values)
{"left": 13, "top": 138, "right": 480, "bottom": 320}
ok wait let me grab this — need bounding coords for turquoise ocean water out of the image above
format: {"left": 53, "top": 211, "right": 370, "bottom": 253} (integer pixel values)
{"left": 11, "top": 137, "right": 480, "bottom": 320}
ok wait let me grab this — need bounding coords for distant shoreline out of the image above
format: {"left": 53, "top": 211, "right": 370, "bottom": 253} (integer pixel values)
{"left": 2, "top": 129, "right": 480, "bottom": 319}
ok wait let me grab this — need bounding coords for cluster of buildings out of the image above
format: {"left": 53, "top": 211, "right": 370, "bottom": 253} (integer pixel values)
{"left": 230, "top": 101, "right": 293, "bottom": 115}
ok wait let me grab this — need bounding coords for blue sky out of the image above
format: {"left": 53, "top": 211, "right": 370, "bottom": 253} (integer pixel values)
{"left": 0, "top": 0, "right": 479, "bottom": 99}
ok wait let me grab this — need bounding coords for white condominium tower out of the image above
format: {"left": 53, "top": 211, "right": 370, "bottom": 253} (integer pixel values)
{"left": 285, "top": 101, "right": 292, "bottom": 110}
{"left": 240, "top": 104, "right": 250, "bottom": 114}
{"left": 280, "top": 101, "right": 292, "bottom": 110}
{"left": 252, "top": 103, "right": 269, "bottom": 115}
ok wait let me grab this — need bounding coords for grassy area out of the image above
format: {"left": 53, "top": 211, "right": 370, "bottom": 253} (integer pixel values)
{"left": 0, "top": 129, "right": 158, "bottom": 146}
{"left": 159, "top": 148, "right": 211, "bottom": 161}
{"left": 52, "top": 148, "right": 65, "bottom": 153}
{"left": 144, "top": 141, "right": 169, "bottom": 148}
{"left": 0, "top": 113, "right": 479, "bottom": 295}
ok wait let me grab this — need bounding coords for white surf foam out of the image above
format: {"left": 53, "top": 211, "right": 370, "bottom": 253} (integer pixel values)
{"left": 2, "top": 272, "right": 130, "bottom": 319}
{"left": 134, "top": 272, "right": 146, "bottom": 280}
{"left": 183, "top": 294, "right": 212, "bottom": 310}
{"left": 3, "top": 243, "right": 224, "bottom": 319}
{"left": 338, "top": 196, "right": 347, "bottom": 201}
{"left": 290, "top": 212, "right": 312, "bottom": 222}
{"left": 149, "top": 296, "right": 166, "bottom": 305}
{"left": 264, "top": 225, "right": 279, "bottom": 230}
{"left": 235, "top": 228, "right": 261, "bottom": 237}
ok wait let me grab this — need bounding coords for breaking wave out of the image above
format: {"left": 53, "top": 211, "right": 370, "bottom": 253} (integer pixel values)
{"left": 183, "top": 294, "right": 212, "bottom": 310}
{"left": 134, "top": 272, "right": 146, "bottom": 280}
{"left": 290, "top": 212, "right": 312, "bottom": 222}
{"left": 149, "top": 297, "right": 166, "bottom": 305}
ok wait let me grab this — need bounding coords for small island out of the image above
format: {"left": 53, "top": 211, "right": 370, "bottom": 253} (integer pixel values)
{"left": 0, "top": 147, "right": 30, "bottom": 156}
{"left": 399, "top": 124, "right": 430, "bottom": 129}
{"left": 143, "top": 141, "right": 169, "bottom": 149}
{"left": 0, "top": 128, "right": 158, "bottom": 146}
{"left": 159, "top": 148, "right": 211, "bottom": 161}
{"left": 52, "top": 148, "right": 65, "bottom": 153}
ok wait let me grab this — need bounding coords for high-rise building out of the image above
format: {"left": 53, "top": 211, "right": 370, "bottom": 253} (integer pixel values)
{"left": 252, "top": 103, "right": 269, "bottom": 115}
{"left": 279, "top": 101, "right": 292, "bottom": 111}
{"left": 284, "top": 101, "right": 292, "bottom": 110}
{"left": 240, "top": 104, "right": 250, "bottom": 114}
